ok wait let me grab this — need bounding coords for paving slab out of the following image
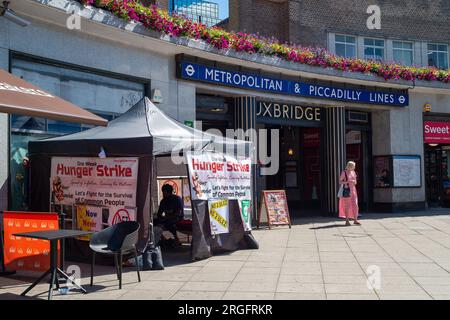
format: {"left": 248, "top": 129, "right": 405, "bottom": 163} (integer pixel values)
{"left": 2, "top": 210, "right": 450, "bottom": 300}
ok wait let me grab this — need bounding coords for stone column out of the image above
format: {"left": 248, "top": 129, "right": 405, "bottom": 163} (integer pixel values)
{"left": 233, "top": 96, "right": 257, "bottom": 223}
{"left": 325, "top": 106, "right": 346, "bottom": 215}
{"left": 234, "top": 96, "right": 257, "bottom": 141}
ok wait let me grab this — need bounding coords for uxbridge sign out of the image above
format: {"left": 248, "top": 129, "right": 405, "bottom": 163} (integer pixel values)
{"left": 178, "top": 60, "right": 409, "bottom": 107}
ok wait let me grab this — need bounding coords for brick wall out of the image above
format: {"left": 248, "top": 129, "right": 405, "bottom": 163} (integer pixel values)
{"left": 229, "top": 0, "right": 289, "bottom": 42}
{"left": 227, "top": 0, "right": 450, "bottom": 47}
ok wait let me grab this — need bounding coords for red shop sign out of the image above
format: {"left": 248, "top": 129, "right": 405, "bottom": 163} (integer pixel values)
{"left": 424, "top": 121, "right": 450, "bottom": 144}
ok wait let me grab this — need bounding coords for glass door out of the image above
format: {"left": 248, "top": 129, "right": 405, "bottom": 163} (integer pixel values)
{"left": 425, "top": 145, "right": 443, "bottom": 207}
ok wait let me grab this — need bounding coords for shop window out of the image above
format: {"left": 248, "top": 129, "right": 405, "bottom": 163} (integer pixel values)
{"left": 428, "top": 43, "right": 449, "bottom": 69}
{"left": 8, "top": 57, "right": 146, "bottom": 210}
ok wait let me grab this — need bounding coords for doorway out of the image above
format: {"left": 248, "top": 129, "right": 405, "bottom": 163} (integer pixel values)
{"left": 424, "top": 145, "right": 450, "bottom": 207}
{"left": 263, "top": 125, "right": 322, "bottom": 216}
{"left": 345, "top": 129, "right": 372, "bottom": 212}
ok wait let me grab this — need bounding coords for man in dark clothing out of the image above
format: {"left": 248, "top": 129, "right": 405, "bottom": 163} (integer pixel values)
{"left": 154, "top": 184, "right": 184, "bottom": 244}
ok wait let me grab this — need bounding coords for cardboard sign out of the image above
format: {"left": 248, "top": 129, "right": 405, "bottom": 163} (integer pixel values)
{"left": 108, "top": 207, "right": 136, "bottom": 226}
{"left": 2, "top": 211, "right": 59, "bottom": 272}
{"left": 208, "top": 199, "right": 230, "bottom": 235}
{"left": 75, "top": 205, "right": 103, "bottom": 241}
{"left": 257, "top": 190, "right": 291, "bottom": 229}
{"left": 238, "top": 200, "right": 252, "bottom": 231}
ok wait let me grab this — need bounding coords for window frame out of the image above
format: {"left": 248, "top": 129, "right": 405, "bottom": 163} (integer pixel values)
{"left": 392, "top": 40, "right": 414, "bottom": 66}
{"left": 427, "top": 43, "right": 449, "bottom": 69}
{"left": 334, "top": 34, "right": 357, "bottom": 58}
{"left": 364, "top": 37, "right": 385, "bottom": 61}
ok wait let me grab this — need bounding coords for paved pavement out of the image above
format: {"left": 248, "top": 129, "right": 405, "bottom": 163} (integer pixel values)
{"left": 2, "top": 209, "right": 450, "bottom": 300}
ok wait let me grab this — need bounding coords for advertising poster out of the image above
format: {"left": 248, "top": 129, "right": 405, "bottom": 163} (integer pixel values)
{"left": 238, "top": 200, "right": 252, "bottom": 232}
{"left": 3, "top": 212, "right": 59, "bottom": 272}
{"left": 424, "top": 121, "right": 450, "bottom": 144}
{"left": 393, "top": 156, "right": 421, "bottom": 187}
{"left": 50, "top": 157, "right": 138, "bottom": 227}
{"left": 182, "top": 178, "right": 192, "bottom": 209}
{"left": 258, "top": 190, "right": 291, "bottom": 228}
{"left": 157, "top": 177, "right": 192, "bottom": 209}
{"left": 208, "top": 199, "right": 229, "bottom": 235}
{"left": 76, "top": 205, "right": 103, "bottom": 241}
{"left": 157, "top": 178, "right": 182, "bottom": 202}
{"left": 186, "top": 152, "right": 252, "bottom": 201}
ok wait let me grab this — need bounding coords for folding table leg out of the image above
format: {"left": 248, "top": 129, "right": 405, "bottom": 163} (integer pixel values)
{"left": 48, "top": 269, "right": 57, "bottom": 300}
{"left": 21, "top": 269, "right": 51, "bottom": 296}
{"left": 90, "top": 252, "right": 95, "bottom": 286}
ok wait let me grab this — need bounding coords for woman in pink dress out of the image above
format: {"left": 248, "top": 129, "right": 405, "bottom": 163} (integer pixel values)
{"left": 339, "top": 161, "right": 360, "bottom": 226}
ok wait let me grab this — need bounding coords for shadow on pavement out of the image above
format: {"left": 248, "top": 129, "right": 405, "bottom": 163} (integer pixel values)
{"left": 0, "top": 293, "right": 41, "bottom": 300}
{"left": 309, "top": 224, "right": 348, "bottom": 230}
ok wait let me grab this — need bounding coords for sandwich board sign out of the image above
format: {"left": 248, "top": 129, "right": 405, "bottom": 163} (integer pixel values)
{"left": 257, "top": 190, "right": 291, "bottom": 229}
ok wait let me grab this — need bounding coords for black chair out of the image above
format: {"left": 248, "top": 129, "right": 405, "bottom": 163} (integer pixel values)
{"left": 89, "top": 221, "right": 141, "bottom": 289}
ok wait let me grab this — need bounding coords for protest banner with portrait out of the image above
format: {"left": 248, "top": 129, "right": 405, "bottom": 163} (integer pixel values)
{"left": 186, "top": 152, "right": 252, "bottom": 201}
{"left": 50, "top": 157, "right": 138, "bottom": 229}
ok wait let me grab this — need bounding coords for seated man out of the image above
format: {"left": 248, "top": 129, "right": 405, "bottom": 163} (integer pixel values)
{"left": 154, "top": 184, "right": 184, "bottom": 244}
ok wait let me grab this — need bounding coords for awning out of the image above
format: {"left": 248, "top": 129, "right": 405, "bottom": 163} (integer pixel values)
{"left": 0, "top": 69, "right": 107, "bottom": 126}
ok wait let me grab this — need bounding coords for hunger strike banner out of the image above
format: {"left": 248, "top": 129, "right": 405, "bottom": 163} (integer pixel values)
{"left": 208, "top": 199, "right": 229, "bottom": 235}
{"left": 50, "top": 157, "right": 138, "bottom": 226}
{"left": 186, "top": 152, "right": 252, "bottom": 201}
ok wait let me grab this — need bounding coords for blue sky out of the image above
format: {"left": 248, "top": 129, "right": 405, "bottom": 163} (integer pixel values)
{"left": 209, "top": 0, "right": 229, "bottom": 20}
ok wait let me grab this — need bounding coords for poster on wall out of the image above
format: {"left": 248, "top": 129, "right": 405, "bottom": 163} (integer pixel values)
{"left": 208, "top": 199, "right": 229, "bottom": 235}
{"left": 75, "top": 205, "right": 103, "bottom": 241}
{"left": 186, "top": 152, "right": 252, "bottom": 201}
{"left": 107, "top": 206, "right": 136, "bottom": 225}
{"left": 392, "top": 155, "right": 421, "bottom": 187}
{"left": 373, "top": 156, "right": 393, "bottom": 188}
{"left": 50, "top": 157, "right": 138, "bottom": 228}
{"left": 157, "top": 177, "right": 191, "bottom": 209}
{"left": 182, "top": 178, "right": 191, "bottom": 209}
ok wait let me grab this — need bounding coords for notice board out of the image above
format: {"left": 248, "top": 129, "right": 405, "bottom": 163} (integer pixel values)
{"left": 257, "top": 190, "right": 291, "bottom": 229}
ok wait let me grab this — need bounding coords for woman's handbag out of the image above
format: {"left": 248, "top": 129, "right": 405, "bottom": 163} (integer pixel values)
{"left": 342, "top": 171, "right": 351, "bottom": 198}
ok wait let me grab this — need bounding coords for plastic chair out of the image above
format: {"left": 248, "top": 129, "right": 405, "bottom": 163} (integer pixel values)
{"left": 89, "top": 221, "right": 141, "bottom": 289}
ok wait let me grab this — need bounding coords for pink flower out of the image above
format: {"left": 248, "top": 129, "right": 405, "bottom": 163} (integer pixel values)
{"left": 84, "top": 1, "right": 450, "bottom": 83}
